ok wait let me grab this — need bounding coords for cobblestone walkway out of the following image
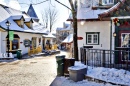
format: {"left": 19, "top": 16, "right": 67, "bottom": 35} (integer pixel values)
{"left": 0, "top": 54, "right": 60, "bottom": 86}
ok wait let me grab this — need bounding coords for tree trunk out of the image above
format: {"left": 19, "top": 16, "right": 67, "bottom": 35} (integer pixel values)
{"left": 72, "top": 11, "right": 79, "bottom": 61}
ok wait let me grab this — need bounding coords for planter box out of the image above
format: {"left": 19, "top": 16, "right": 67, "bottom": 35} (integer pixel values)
{"left": 68, "top": 66, "right": 87, "bottom": 82}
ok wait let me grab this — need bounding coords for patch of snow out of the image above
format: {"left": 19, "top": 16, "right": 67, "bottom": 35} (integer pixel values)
{"left": 8, "top": 0, "right": 21, "bottom": 11}
{"left": 0, "top": 0, "right": 6, "bottom": 6}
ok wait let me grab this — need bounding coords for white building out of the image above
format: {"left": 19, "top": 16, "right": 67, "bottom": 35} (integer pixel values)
{"left": 0, "top": 4, "right": 49, "bottom": 56}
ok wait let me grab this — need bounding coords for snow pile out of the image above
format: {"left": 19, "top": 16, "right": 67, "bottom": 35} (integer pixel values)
{"left": 58, "top": 77, "right": 116, "bottom": 86}
{"left": 68, "top": 61, "right": 87, "bottom": 70}
{"left": 87, "top": 66, "right": 130, "bottom": 85}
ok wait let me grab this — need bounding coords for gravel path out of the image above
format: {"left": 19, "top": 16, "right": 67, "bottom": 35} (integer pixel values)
{"left": 0, "top": 54, "right": 62, "bottom": 86}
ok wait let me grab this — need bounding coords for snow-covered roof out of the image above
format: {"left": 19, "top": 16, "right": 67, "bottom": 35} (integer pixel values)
{"left": 68, "top": 1, "right": 107, "bottom": 20}
{"left": 56, "top": 24, "right": 72, "bottom": 31}
{"left": 0, "top": 17, "right": 47, "bottom": 34}
{"left": 11, "top": 15, "right": 23, "bottom": 20}
{"left": 77, "top": 8, "right": 106, "bottom": 19}
{"left": 24, "top": 18, "right": 33, "bottom": 22}
{"left": 43, "top": 33, "right": 56, "bottom": 38}
{"left": 62, "top": 34, "right": 73, "bottom": 43}
{"left": 0, "top": 4, "right": 48, "bottom": 34}
{"left": 0, "top": 5, "right": 10, "bottom": 22}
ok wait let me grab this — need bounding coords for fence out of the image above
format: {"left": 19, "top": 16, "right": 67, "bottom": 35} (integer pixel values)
{"left": 80, "top": 48, "right": 130, "bottom": 70}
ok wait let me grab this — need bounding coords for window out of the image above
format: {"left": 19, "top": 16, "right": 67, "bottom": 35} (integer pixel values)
{"left": 86, "top": 32, "right": 100, "bottom": 45}
{"left": 6, "top": 34, "right": 20, "bottom": 51}
{"left": 32, "top": 37, "right": 37, "bottom": 48}
{"left": 102, "top": 0, "right": 114, "bottom": 5}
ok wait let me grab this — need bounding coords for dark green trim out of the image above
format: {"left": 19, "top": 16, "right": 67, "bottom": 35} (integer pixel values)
{"left": 86, "top": 32, "right": 100, "bottom": 45}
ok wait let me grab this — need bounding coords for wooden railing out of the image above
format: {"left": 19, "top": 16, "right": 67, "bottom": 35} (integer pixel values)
{"left": 28, "top": 44, "right": 58, "bottom": 56}
{"left": 28, "top": 46, "right": 42, "bottom": 56}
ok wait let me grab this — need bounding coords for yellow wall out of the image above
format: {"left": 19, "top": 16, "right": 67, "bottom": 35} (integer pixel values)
{"left": 14, "top": 20, "right": 21, "bottom": 27}
{"left": 25, "top": 22, "right": 32, "bottom": 29}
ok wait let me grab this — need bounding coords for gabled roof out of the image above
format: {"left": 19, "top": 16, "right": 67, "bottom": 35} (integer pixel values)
{"left": 11, "top": 15, "right": 25, "bottom": 21}
{"left": 27, "top": 4, "right": 39, "bottom": 21}
{"left": 0, "top": 4, "right": 49, "bottom": 34}
{"left": 62, "top": 34, "right": 73, "bottom": 43}
{"left": 99, "top": 0, "right": 125, "bottom": 18}
{"left": 24, "top": 18, "right": 33, "bottom": 23}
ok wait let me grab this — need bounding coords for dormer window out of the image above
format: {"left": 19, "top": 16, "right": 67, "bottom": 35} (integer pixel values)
{"left": 24, "top": 18, "right": 33, "bottom": 29}
{"left": 12, "top": 15, "right": 25, "bottom": 28}
{"left": 102, "top": 0, "right": 114, "bottom": 5}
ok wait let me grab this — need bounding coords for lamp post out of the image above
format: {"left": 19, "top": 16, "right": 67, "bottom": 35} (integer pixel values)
{"left": 6, "top": 20, "right": 11, "bottom": 57}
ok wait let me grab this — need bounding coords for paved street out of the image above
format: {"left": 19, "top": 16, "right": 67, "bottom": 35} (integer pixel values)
{"left": 0, "top": 51, "right": 71, "bottom": 86}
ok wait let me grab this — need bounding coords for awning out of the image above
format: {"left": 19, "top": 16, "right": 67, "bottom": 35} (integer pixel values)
{"left": 43, "top": 33, "right": 56, "bottom": 38}
{"left": 62, "top": 34, "right": 73, "bottom": 43}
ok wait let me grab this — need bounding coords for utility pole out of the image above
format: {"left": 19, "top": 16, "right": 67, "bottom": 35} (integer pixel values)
{"left": 55, "top": 0, "right": 79, "bottom": 61}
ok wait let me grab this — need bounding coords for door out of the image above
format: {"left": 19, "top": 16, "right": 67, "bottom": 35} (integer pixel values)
{"left": 119, "top": 31, "right": 130, "bottom": 63}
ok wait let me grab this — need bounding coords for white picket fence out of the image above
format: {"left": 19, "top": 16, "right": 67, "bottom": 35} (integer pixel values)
{"left": 0, "top": 53, "right": 14, "bottom": 59}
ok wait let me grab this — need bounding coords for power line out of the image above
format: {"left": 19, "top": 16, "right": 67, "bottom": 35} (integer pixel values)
{"left": 19, "top": 0, "right": 49, "bottom": 5}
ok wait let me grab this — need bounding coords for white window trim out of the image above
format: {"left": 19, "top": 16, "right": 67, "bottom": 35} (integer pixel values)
{"left": 87, "top": 34, "right": 98, "bottom": 44}
{"left": 102, "top": 0, "right": 114, "bottom": 5}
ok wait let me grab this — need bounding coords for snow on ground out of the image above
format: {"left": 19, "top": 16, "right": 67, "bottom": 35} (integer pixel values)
{"left": 66, "top": 61, "right": 130, "bottom": 86}
{"left": 55, "top": 77, "right": 117, "bottom": 86}
{"left": 87, "top": 66, "right": 130, "bottom": 85}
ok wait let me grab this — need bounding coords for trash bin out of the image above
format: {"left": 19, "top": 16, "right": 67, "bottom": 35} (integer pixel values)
{"left": 68, "top": 66, "right": 87, "bottom": 82}
{"left": 64, "top": 58, "right": 75, "bottom": 76}
{"left": 56, "top": 55, "right": 65, "bottom": 76}
{"left": 16, "top": 49, "right": 22, "bottom": 59}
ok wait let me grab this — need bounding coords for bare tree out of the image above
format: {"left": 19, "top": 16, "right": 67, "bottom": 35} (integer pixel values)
{"left": 41, "top": 7, "right": 58, "bottom": 32}
{"left": 19, "top": 0, "right": 79, "bottom": 61}
{"left": 55, "top": 0, "right": 79, "bottom": 61}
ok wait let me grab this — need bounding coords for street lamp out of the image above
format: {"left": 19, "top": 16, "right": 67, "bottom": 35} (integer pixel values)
{"left": 6, "top": 20, "right": 11, "bottom": 57}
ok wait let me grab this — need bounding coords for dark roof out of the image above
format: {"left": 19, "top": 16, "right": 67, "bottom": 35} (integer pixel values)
{"left": 27, "top": 4, "right": 39, "bottom": 20}
{"left": 99, "top": 0, "right": 125, "bottom": 18}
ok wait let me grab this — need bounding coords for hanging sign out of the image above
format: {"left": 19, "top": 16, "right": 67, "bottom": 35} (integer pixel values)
{"left": 9, "top": 31, "right": 14, "bottom": 40}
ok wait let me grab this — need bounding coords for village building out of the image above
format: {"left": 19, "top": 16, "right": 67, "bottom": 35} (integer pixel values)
{"left": 0, "top": 4, "right": 49, "bottom": 58}
{"left": 68, "top": 0, "right": 130, "bottom": 63}
{"left": 56, "top": 22, "right": 73, "bottom": 50}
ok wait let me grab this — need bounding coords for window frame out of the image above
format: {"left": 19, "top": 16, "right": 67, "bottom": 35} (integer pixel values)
{"left": 6, "top": 38, "right": 20, "bottom": 51}
{"left": 86, "top": 32, "right": 100, "bottom": 45}
{"left": 102, "top": 0, "right": 114, "bottom": 5}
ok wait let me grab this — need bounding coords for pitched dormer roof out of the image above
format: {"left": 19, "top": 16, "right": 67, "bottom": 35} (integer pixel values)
{"left": 12, "top": 15, "right": 25, "bottom": 21}
{"left": 27, "top": 4, "right": 39, "bottom": 22}
{"left": 24, "top": 18, "right": 33, "bottom": 23}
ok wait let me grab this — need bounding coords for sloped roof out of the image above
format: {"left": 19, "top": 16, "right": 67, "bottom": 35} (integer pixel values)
{"left": 27, "top": 4, "right": 38, "bottom": 19}
{"left": 0, "top": 4, "right": 48, "bottom": 34}
{"left": 99, "top": 0, "right": 125, "bottom": 18}
{"left": 0, "top": 17, "right": 46, "bottom": 34}
{"left": 0, "top": 5, "right": 10, "bottom": 22}
{"left": 62, "top": 34, "right": 73, "bottom": 43}
{"left": 43, "top": 33, "right": 56, "bottom": 38}
{"left": 68, "top": 2, "right": 107, "bottom": 21}
{"left": 56, "top": 24, "right": 72, "bottom": 31}
{"left": 12, "top": 15, "right": 23, "bottom": 20}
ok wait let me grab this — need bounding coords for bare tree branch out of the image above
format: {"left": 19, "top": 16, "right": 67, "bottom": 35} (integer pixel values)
{"left": 55, "top": 0, "right": 72, "bottom": 11}
{"left": 41, "top": 7, "right": 58, "bottom": 32}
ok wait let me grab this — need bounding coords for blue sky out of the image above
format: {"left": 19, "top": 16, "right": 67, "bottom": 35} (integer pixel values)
{"left": 4, "top": 0, "right": 71, "bottom": 32}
